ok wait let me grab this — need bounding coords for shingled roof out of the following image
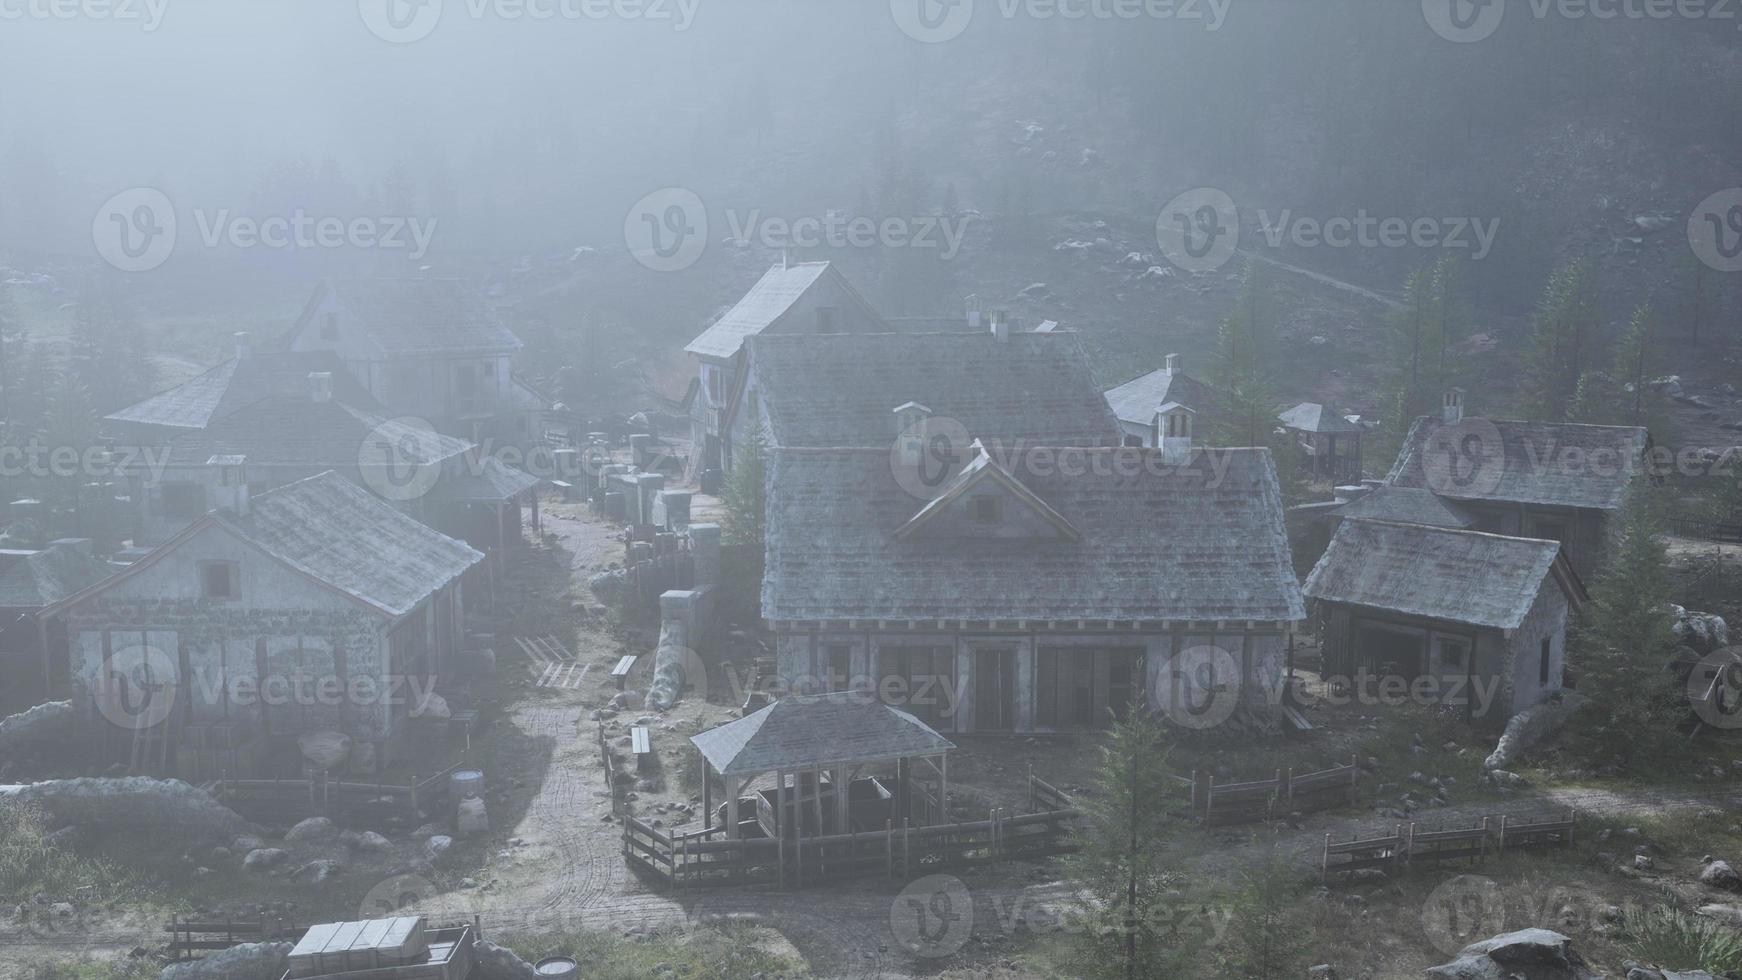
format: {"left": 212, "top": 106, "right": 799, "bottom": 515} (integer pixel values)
{"left": 0, "top": 544, "right": 115, "bottom": 609}
{"left": 1104, "top": 362, "right": 1229, "bottom": 428}
{"left": 161, "top": 397, "right": 473, "bottom": 469}
{"left": 763, "top": 445, "right": 1305, "bottom": 624}
{"left": 293, "top": 279, "right": 523, "bottom": 355}
{"left": 105, "top": 351, "right": 378, "bottom": 431}
{"left": 1388, "top": 417, "right": 1648, "bottom": 511}
{"left": 684, "top": 262, "right": 880, "bottom": 360}
{"left": 1335, "top": 485, "right": 1479, "bottom": 529}
{"left": 1303, "top": 519, "right": 1581, "bottom": 630}
{"left": 690, "top": 692, "right": 954, "bottom": 776}
{"left": 747, "top": 331, "right": 1122, "bottom": 449}
{"left": 1278, "top": 402, "right": 1363, "bottom": 435}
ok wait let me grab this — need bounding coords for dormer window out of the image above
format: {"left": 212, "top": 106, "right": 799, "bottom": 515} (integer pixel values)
{"left": 969, "top": 496, "right": 1001, "bottom": 524}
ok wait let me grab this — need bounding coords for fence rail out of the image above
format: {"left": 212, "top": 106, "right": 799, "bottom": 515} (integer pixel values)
{"left": 623, "top": 773, "right": 1078, "bottom": 889}
{"left": 207, "top": 762, "right": 463, "bottom": 824}
{"left": 1322, "top": 809, "right": 1574, "bottom": 880}
{"left": 1189, "top": 757, "right": 1360, "bottom": 827}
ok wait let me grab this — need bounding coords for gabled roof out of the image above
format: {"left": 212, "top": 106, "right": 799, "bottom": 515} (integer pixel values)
{"left": 105, "top": 351, "right": 379, "bottom": 431}
{"left": 0, "top": 545, "right": 116, "bottom": 609}
{"left": 763, "top": 446, "right": 1305, "bottom": 624}
{"left": 746, "top": 331, "right": 1122, "bottom": 449}
{"left": 429, "top": 456, "right": 541, "bottom": 503}
{"left": 892, "top": 446, "right": 1080, "bottom": 542}
{"left": 161, "top": 397, "right": 473, "bottom": 469}
{"left": 684, "top": 262, "right": 880, "bottom": 360}
{"left": 1104, "top": 365, "right": 1229, "bottom": 427}
{"left": 1387, "top": 416, "right": 1648, "bottom": 511}
{"left": 1302, "top": 519, "right": 1583, "bottom": 630}
{"left": 48, "top": 472, "right": 483, "bottom": 619}
{"left": 1335, "top": 485, "right": 1479, "bottom": 529}
{"left": 293, "top": 279, "right": 523, "bottom": 355}
{"left": 690, "top": 692, "right": 954, "bottom": 776}
{"left": 1278, "top": 402, "right": 1363, "bottom": 435}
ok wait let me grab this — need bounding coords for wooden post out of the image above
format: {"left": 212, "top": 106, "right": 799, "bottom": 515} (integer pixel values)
{"left": 1405, "top": 823, "right": 1416, "bottom": 867}
{"left": 702, "top": 759, "right": 712, "bottom": 831}
{"left": 902, "top": 817, "right": 911, "bottom": 880}
{"left": 725, "top": 774, "right": 740, "bottom": 841}
{"left": 1497, "top": 815, "right": 1507, "bottom": 855}
{"left": 1348, "top": 755, "right": 1359, "bottom": 805}
{"left": 886, "top": 819, "right": 894, "bottom": 878}
{"left": 1321, "top": 833, "right": 1331, "bottom": 882}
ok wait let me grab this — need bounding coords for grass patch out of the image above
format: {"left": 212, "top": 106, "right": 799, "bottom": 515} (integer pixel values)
{"left": 0, "top": 802, "right": 139, "bottom": 907}
{"left": 1619, "top": 905, "right": 1742, "bottom": 975}
{"left": 14, "top": 958, "right": 160, "bottom": 980}
{"left": 503, "top": 922, "right": 803, "bottom": 980}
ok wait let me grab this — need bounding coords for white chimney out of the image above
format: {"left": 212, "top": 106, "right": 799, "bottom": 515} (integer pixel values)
{"left": 965, "top": 294, "right": 982, "bottom": 329}
{"left": 990, "top": 310, "right": 1010, "bottom": 343}
{"left": 309, "top": 371, "right": 334, "bottom": 403}
{"left": 1442, "top": 387, "right": 1465, "bottom": 424}
{"left": 894, "top": 402, "right": 933, "bottom": 470}
{"left": 1155, "top": 403, "right": 1195, "bottom": 464}
{"left": 234, "top": 331, "right": 251, "bottom": 359}
{"left": 1164, "top": 353, "right": 1181, "bottom": 375}
{"left": 207, "top": 455, "right": 249, "bottom": 516}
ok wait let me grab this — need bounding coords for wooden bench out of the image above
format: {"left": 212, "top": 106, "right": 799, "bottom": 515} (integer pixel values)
{"left": 612, "top": 655, "right": 638, "bottom": 690}
{"left": 631, "top": 726, "right": 653, "bottom": 773}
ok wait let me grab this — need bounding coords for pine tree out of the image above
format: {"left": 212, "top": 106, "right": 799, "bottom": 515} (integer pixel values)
{"left": 1525, "top": 260, "right": 1600, "bottom": 422}
{"left": 1214, "top": 261, "right": 1277, "bottom": 448}
{"left": 721, "top": 422, "right": 770, "bottom": 617}
{"left": 1220, "top": 856, "right": 1306, "bottom": 979}
{"left": 1067, "top": 705, "right": 1184, "bottom": 979}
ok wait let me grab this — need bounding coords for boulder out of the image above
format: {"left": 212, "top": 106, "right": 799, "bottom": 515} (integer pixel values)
{"left": 1, "top": 778, "right": 249, "bottom": 843}
{"left": 292, "top": 859, "right": 343, "bottom": 885}
{"left": 1484, "top": 693, "right": 1588, "bottom": 771}
{"left": 1699, "top": 859, "right": 1742, "bottom": 891}
{"left": 347, "top": 830, "right": 392, "bottom": 853}
{"left": 1670, "top": 605, "right": 1730, "bottom": 655}
{"left": 422, "top": 835, "right": 454, "bottom": 865}
{"left": 159, "top": 941, "right": 292, "bottom": 980}
{"left": 471, "top": 940, "right": 539, "bottom": 980}
{"left": 1696, "top": 904, "right": 1742, "bottom": 928}
{"left": 284, "top": 817, "right": 336, "bottom": 843}
{"left": 457, "top": 797, "right": 489, "bottom": 837}
{"left": 1426, "top": 928, "right": 1601, "bottom": 980}
{"left": 0, "top": 701, "right": 76, "bottom": 754}
{"left": 297, "top": 731, "right": 352, "bottom": 771}
{"left": 242, "top": 848, "right": 288, "bottom": 871}
{"left": 413, "top": 694, "right": 451, "bottom": 720}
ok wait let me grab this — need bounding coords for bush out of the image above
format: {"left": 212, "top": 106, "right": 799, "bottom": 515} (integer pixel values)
{"left": 1621, "top": 905, "right": 1742, "bottom": 975}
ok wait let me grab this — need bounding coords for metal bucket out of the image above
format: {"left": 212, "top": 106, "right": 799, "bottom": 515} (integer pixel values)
{"left": 448, "top": 769, "right": 484, "bottom": 800}
{"left": 534, "top": 957, "right": 578, "bottom": 980}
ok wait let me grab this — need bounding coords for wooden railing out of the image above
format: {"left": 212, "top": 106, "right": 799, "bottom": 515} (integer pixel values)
{"left": 1189, "top": 757, "right": 1360, "bottom": 827}
{"left": 208, "top": 762, "right": 464, "bottom": 824}
{"left": 1322, "top": 809, "right": 1574, "bottom": 880}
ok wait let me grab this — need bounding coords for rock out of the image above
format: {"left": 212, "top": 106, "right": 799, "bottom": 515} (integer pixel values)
{"left": 471, "top": 940, "right": 539, "bottom": 980}
{"left": 348, "top": 831, "right": 392, "bottom": 853}
{"left": 3, "top": 777, "right": 250, "bottom": 843}
{"left": 1697, "top": 904, "right": 1742, "bottom": 928}
{"left": 284, "top": 817, "right": 336, "bottom": 843}
{"left": 1635, "top": 854, "right": 1655, "bottom": 871}
{"left": 1308, "top": 966, "right": 1337, "bottom": 979}
{"left": 412, "top": 694, "right": 450, "bottom": 720}
{"left": 296, "top": 731, "right": 352, "bottom": 770}
{"left": 1426, "top": 928, "right": 1601, "bottom": 980}
{"left": 412, "top": 822, "right": 445, "bottom": 839}
{"left": 1699, "top": 859, "right": 1742, "bottom": 891}
{"left": 1485, "top": 693, "right": 1589, "bottom": 771}
{"left": 292, "top": 859, "right": 342, "bottom": 884}
{"left": 159, "top": 941, "right": 293, "bottom": 980}
{"left": 422, "top": 835, "right": 454, "bottom": 865}
{"left": 242, "top": 848, "right": 287, "bottom": 871}
{"left": 0, "top": 701, "right": 76, "bottom": 754}
{"left": 1670, "top": 604, "right": 1729, "bottom": 655}
{"left": 457, "top": 798, "right": 489, "bottom": 837}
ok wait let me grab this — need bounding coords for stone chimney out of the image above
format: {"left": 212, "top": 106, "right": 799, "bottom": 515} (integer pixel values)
{"left": 989, "top": 310, "right": 1010, "bottom": 343}
{"left": 309, "top": 372, "right": 334, "bottom": 403}
{"left": 234, "top": 331, "right": 251, "bottom": 360}
{"left": 207, "top": 455, "right": 249, "bottom": 516}
{"left": 1442, "top": 387, "right": 1465, "bottom": 424}
{"left": 1164, "top": 353, "right": 1181, "bottom": 375}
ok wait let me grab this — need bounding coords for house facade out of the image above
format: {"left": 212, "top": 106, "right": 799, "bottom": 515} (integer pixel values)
{"left": 762, "top": 442, "right": 1305, "bottom": 734}
{"left": 1103, "top": 354, "right": 1231, "bottom": 447}
{"left": 1386, "top": 390, "right": 1649, "bottom": 579}
{"left": 0, "top": 540, "right": 117, "bottom": 707}
{"left": 1302, "top": 518, "right": 1587, "bottom": 726}
{"left": 47, "top": 472, "right": 482, "bottom": 776}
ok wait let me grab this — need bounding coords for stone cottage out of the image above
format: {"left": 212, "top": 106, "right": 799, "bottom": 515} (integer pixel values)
{"left": 46, "top": 471, "right": 483, "bottom": 775}
{"left": 761, "top": 441, "right": 1305, "bottom": 734}
{"left": 1302, "top": 518, "right": 1587, "bottom": 726}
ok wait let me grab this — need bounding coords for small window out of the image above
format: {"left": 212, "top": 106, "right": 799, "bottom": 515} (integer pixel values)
{"left": 705, "top": 366, "right": 722, "bottom": 405}
{"left": 320, "top": 313, "right": 339, "bottom": 341}
{"left": 1539, "top": 637, "right": 1552, "bottom": 686}
{"left": 1437, "top": 637, "right": 1469, "bottom": 671}
{"left": 200, "top": 561, "right": 239, "bottom": 600}
{"left": 969, "top": 496, "right": 1000, "bottom": 524}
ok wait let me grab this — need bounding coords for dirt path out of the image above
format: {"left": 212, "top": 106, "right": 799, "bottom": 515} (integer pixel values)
{"left": 1238, "top": 250, "right": 1404, "bottom": 311}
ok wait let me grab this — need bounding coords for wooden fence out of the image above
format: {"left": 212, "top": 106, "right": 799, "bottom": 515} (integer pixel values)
{"left": 1188, "top": 758, "right": 1360, "bottom": 827}
{"left": 597, "top": 722, "right": 627, "bottom": 817}
{"left": 204, "top": 763, "right": 463, "bottom": 825}
{"left": 1322, "top": 809, "right": 1575, "bottom": 880}
{"left": 622, "top": 774, "right": 1079, "bottom": 889}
